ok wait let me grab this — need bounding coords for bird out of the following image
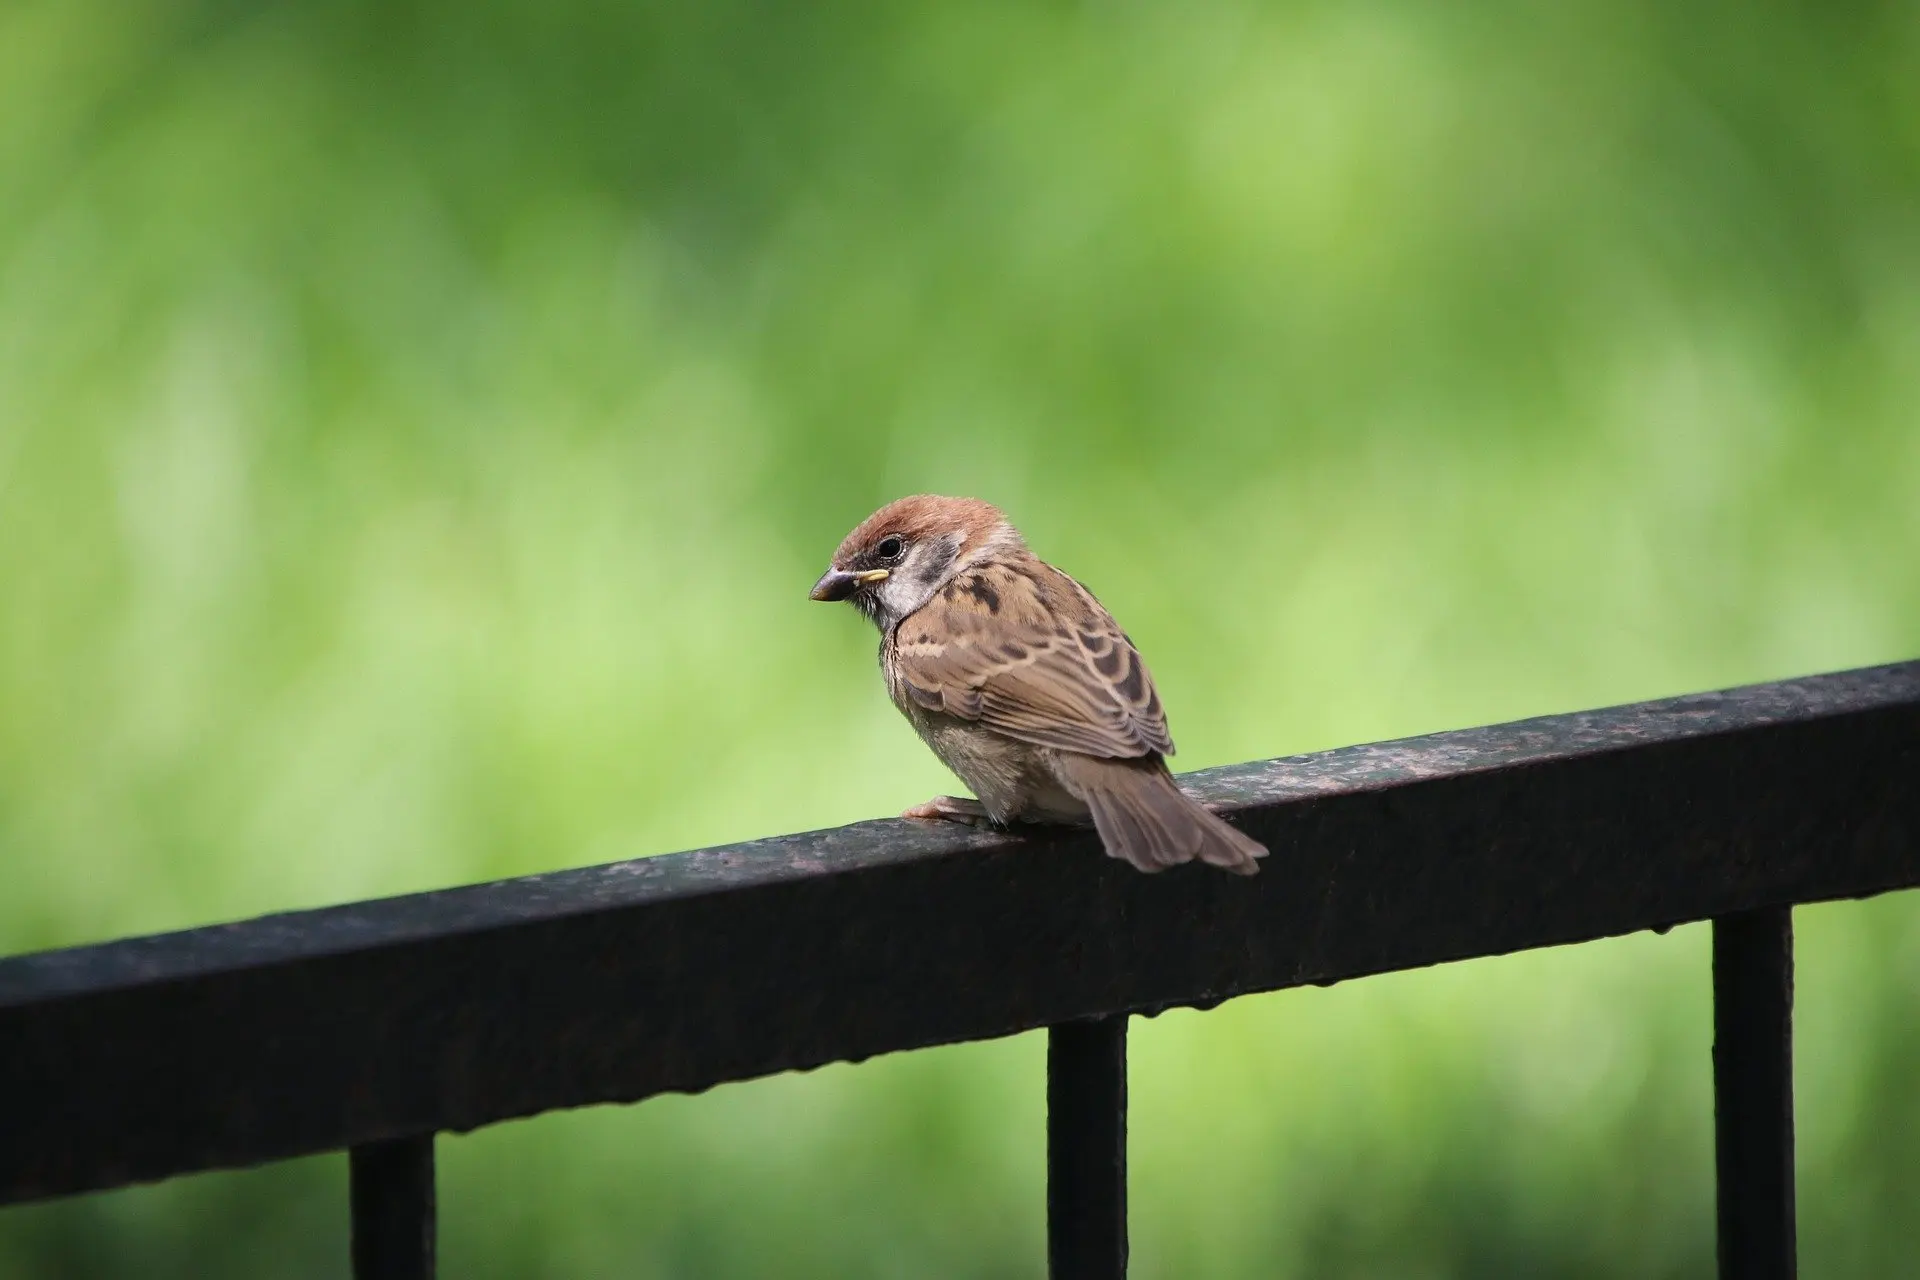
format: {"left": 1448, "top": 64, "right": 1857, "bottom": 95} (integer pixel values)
{"left": 809, "top": 494, "right": 1266, "bottom": 875}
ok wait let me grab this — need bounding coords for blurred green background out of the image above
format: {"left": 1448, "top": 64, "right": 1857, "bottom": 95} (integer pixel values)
{"left": 2, "top": 0, "right": 1917, "bottom": 1275}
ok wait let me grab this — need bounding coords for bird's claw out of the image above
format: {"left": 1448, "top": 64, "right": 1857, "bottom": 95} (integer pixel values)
{"left": 901, "top": 796, "right": 993, "bottom": 826}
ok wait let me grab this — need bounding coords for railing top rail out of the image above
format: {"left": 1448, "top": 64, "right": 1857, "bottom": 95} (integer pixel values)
{"left": 6, "top": 661, "right": 1914, "bottom": 1007}
{"left": 3, "top": 660, "right": 1917, "bottom": 1204}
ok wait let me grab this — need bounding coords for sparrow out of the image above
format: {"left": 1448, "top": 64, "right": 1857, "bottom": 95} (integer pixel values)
{"left": 810, "top": 494, "right": 1266, "bottom": 875}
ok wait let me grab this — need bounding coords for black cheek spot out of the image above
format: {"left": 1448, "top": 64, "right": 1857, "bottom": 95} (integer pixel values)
{"left": 1092, "top": 646, "right": 1127, "bottom": 679}
{"left": 1116, "top": 654, "right": 1146, "bottom": 702}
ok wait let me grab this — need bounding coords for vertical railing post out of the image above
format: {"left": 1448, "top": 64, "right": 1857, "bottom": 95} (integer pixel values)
{"left": 1713, "top": 908, "right": 1796, "bottom": 1280}
{"left": 1048, "top": 1015, "right": 1128, "bottom": 1280}
{"left": 350, "top": 1135, "right": 437, "bottom": 1280}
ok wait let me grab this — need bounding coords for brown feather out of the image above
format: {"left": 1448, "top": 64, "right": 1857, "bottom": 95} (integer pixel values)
{"left": 1056, "top": 755, "right": 1265, "bottom": 875}
{"left": 832, "top": 494, "right": 1009, "bottom": 566}
{"left": 889, "top": 554, "right": 1173, "bottom": 760}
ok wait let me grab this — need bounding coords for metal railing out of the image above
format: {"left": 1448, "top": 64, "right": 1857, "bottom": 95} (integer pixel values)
{"left": 3, "top": 661, "right": 1917, "bottom": 1279}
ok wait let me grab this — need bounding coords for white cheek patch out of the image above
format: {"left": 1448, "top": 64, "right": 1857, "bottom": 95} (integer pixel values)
{"left": 877, "top": 533, "right": 963, "bottom": 620}
{"left": 876, "top": 574, "right": 917, "bottom": 617}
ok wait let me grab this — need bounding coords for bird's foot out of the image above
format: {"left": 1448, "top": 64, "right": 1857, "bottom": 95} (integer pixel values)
{"left": 901, "top": 795, "right": 993, "bottom": 826}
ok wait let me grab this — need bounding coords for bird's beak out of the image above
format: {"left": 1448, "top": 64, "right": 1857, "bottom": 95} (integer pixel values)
{"left": 809, "top": 568, "right": 888, "bottom": 602}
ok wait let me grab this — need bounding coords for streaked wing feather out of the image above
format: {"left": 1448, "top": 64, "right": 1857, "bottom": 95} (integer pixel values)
{"left": 892, "top": 558, "right": 1173, "bottom": 759}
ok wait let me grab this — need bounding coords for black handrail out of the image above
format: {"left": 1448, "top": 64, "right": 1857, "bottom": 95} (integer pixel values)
{"left": 4, "top": 661, "right": 1917, "bottom": 1278}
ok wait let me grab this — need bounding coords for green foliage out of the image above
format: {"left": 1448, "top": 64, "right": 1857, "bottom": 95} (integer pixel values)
{"left": 1, "top": 0, "right": 1916, "bottom": 1274}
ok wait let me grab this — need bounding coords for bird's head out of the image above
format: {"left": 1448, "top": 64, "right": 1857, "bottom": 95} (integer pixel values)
{"left": 810, "top": 495, "right": 1021, "bottom": 629}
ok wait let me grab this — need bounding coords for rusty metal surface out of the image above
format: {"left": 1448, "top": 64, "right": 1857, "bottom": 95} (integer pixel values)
{"left": 2, "top": 661, "right": 1916, "bottom": 1204}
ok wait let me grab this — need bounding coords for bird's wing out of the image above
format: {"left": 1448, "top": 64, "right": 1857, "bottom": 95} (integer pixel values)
{"left": 890, "top": 556, "right": 1174, "bottom": 759}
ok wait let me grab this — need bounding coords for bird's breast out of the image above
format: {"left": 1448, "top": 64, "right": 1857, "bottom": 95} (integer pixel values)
{"left": 885, "top": 683, "right": 1085, "bottom": 825}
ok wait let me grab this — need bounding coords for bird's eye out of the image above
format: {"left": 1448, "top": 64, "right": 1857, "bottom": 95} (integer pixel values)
{"left": 875, "top": 535, "right": 906, "bottom": 561}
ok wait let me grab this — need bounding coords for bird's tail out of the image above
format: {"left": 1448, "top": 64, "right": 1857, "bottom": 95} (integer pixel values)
{"left": 1058, "top": 754, "right": 1266, "bottom": 875}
